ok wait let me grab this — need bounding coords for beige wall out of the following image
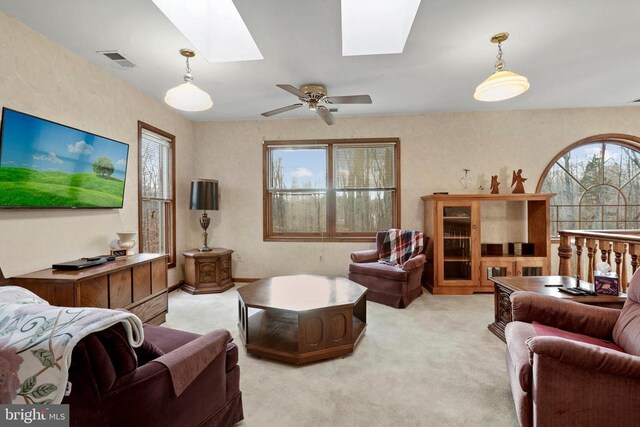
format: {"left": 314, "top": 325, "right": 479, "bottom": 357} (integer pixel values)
{"left": 195, "top": 107, "right": 640, "bottom": 278}
{"left": 0, "top": 13, "right": 195, "bottom": 284}
{"left": 3, "top": 11, "right": 639, "bottom": 283}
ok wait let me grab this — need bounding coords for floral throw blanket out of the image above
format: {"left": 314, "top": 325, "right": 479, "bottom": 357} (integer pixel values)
{"left": 379, "top": 229, "right": 425, "bottom": 266}
{"left": 0, "top": 286, "right": 143, "bottom": 404}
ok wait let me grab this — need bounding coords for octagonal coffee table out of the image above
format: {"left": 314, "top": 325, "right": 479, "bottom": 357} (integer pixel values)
{"left": 237, "top": 275, "right": 367, "bottom": 365}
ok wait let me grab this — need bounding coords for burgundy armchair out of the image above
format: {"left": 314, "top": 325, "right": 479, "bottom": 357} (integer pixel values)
{"left": 63, "top": 323, "right": 244, "bottom": 427}
{"left": 504, "top": 274, "right": 640, "bottom": 427}
{"left": 348, "top": 231, "right": 428, "bottom": 308}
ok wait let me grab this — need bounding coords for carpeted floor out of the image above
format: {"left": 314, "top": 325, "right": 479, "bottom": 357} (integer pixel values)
{"left": 164, "top": 286, "right": 518, "bottom": 427}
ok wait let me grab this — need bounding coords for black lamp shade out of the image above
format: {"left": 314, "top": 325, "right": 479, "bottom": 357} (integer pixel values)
{"left": 190, "top": 179, "right": 219, "bottom": 210}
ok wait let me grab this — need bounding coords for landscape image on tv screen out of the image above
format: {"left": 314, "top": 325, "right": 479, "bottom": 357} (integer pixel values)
{"left": 0, "top": 108, "right": 129, "bottom": 208}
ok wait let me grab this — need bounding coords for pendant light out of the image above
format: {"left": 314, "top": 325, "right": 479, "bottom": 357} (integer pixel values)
{"left": 474, "top": 32, "right": 530, "bottom": 102}
{"left": 164, "top": 49, "right": 213, "bottom": 112}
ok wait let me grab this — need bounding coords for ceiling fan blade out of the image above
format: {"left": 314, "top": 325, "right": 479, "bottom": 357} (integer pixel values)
{"left": 316, "top": 106, "right": 335, "bottom": 126}
{"left": 325, "top": 95, "right": 372, "bottom": 104}
{"left": 261, "top": 103, "right": 303, "bottom": 117}
{"left": 276, "top": 84, "right": 308, "bottom": 99}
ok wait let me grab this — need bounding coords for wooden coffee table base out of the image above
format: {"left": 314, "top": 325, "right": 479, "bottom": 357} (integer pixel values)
{"left": 237, "top": 275, "right": 367, "bottom": 365}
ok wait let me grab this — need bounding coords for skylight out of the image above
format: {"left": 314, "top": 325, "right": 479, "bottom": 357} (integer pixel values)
{"left": 341, "top": 0, "right": 421, "bottom": 56}
{"left": 152, "top": 0, "right": 263, "bottom": 63}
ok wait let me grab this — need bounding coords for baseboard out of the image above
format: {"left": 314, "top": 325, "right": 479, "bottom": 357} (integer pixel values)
{"left": 169, "top": 280, "right": 183, "bottom": 292}
{"left": 169, "top": 278, "right": 257, "bottom": 292}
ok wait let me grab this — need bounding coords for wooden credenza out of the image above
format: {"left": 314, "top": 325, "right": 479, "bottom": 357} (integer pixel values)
{"left": 9, "top": 254, "right": 168, "bottom": 324}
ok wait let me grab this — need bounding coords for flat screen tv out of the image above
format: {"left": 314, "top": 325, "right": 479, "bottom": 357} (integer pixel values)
{"left": 0, "top": 108, "right": 129, "bottom": 208}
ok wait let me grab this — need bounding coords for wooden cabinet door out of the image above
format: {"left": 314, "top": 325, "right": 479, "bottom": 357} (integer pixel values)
{"left": 515, "top": 258, "right": 549, "bottom": 277}
{"left": 109, "top": 270, "right": 132, "bottom": 309}
{"left": 436, "top": 200, "right": 479, "bottom": 287}
{"left": 151, "top": 259, "right": 168, "bottom": 294}
{"left": 77, "top": 276, "right": 108, "bottom": 308}
{"left": 480, "top": 259, "right": 514, "bottom": 288}
{"left": 132, "top": 264, "right": 152, "bottom": 302}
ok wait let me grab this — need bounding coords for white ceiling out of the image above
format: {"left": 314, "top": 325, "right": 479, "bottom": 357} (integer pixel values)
{"left": 2, "top": 0, "right": 640, "bottom": 122}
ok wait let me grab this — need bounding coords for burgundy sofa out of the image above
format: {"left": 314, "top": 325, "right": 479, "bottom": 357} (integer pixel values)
{"left": 348, "top": 231, "right": 428, "bottom": 308}
{"left": 505, "top": 274, "right": 640, "bottom": 427}
{"left": 63, "top": 323, "right": 243, "bottom": 427}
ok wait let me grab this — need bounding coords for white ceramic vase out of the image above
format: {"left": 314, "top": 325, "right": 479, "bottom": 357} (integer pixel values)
{"left": 117, "top": 232, "right": 137, "bottom": 251}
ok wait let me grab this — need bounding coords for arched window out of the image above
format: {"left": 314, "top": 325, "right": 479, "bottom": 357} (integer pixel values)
{"left": 537, "top": 134, "right": 640, "bottom": 237}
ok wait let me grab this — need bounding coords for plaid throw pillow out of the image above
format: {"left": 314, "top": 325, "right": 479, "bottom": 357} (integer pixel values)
{"left": 379, "top": 229, "right": 424, "bottom": 266}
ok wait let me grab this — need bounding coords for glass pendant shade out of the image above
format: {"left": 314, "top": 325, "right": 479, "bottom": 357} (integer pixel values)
{"left": 165, "top": 82, "right": 213, "bottom": 112}
{"left": 474, "top": 70, "right": 530, "bottom": 102}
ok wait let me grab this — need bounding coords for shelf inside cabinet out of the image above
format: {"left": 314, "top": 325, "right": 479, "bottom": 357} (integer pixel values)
{"left": 443, "top": 260, "right": 472, "bottom": 280}
{"left": 444, "top": 275, "right": 471, "bottom": 280}
{"left": 443, "top": 217, "right": 471, "bottom": 222}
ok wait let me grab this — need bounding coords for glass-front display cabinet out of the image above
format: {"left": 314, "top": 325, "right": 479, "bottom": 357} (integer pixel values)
{"left": 422, "top": 193, "right": 553, "bottom": 295}
{"left": 437, "top": 201, "right": 479, "bottom": 288}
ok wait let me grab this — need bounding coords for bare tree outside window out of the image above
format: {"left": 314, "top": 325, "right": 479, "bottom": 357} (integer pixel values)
{"left": 334, "top": 145, "right": 394, "bottom": 232}
{"left": 264, "top": 139, "right": 400, "bottom": 241}
{"left": 269, "top": 146, "right": 327, "bottom": 233}
{"left": 138, "top": 122, "right": 176, "bottom": 267}
{"left": 538, "top": 138, "right": 640, "bottom": 236}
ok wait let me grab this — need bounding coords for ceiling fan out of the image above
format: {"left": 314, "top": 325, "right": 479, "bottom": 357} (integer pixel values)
{"left": 261, "top": 84, "right": 372, "bottom": 125}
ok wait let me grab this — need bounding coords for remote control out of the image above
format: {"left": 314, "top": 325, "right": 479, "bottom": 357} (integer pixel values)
{"left": 559, "top": 287, "right": 585, "bottom": 296}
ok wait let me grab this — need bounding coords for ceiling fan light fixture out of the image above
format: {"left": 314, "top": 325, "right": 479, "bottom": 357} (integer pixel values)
{"left": 164, "top": 49, "right": 212, "bottom": 112}
{"left": 474, "top": 32, "right": 530, "bottom": 102}
{"left": 261, "top": 83, "right": 371, "bottom": 125}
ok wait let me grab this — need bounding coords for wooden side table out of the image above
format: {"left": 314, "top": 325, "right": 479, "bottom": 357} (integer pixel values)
{"left": 182, "top": 248, "right": 234, "bottom": 294}
{"left": 488, "top": 276, "right": 626, "bottom": 342}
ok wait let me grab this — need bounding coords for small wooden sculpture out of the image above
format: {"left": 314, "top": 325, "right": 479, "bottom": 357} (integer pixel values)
{"left": 511, "top": 169, "right": 527, "bottom": 194}
{"left": 490, "top": 175, "right": 500, "bottom": 194}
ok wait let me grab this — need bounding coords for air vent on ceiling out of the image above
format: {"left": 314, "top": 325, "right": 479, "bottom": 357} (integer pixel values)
{"left": 97, "top": 50, "right": 136, "bottom": 69}
{"left": 329, "top": 108, "right": 338, "bottom": 113}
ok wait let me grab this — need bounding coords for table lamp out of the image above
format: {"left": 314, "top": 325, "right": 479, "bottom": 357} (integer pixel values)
{"left": 190, "top": 179, "right": 218, "bottom": 252}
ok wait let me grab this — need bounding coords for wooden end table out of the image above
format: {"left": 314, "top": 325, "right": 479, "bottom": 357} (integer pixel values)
{"left": 237, "top": 275, "right": 367, "bottom": 365}
{"left": 488, "top": 276, "right": 627, "bottom": 342}
{"left": 182, "top": 248, "right": 233, "bottom": 294}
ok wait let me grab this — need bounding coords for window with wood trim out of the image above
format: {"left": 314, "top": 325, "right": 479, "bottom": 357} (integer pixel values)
{"left": 264, "top": 139, "right": 400, "bottom": 241}
{"left": 138, "top": 122, "right": 176, "bottom": 267}
{"left": 537, "top": 135, "right": 640, "bottom": 237}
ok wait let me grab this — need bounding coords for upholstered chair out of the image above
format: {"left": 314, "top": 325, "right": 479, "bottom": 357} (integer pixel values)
{"left": 504, "top": 270, "right": 640, "bottom": 427}
{"left": 64, "top": 323, "right": 244, "bottom": 426}
{"left": 348, "top": 231, "right": 428, "bottom": 308}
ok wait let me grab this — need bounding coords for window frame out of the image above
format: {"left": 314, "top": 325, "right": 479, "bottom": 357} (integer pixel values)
{"left": 536, "top": 133, "right": 640, "bottom": 241}
{"left": 137, "top": 121, "right": 177, "bottom": 268}
{"left": 263, "top": 138, "right": 401, "bottom": 242}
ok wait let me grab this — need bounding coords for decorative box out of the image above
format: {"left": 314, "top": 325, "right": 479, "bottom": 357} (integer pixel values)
{"left": 508, "top": 242, "right": 535, "bottom": 256}
{"left": 594, "top": 272, "right": 619, "bottom": 295}
{"left": 481, "top": 243, "right": 503, "bottom": 256}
